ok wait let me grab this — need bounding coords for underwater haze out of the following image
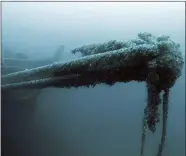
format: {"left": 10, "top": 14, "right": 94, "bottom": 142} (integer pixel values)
{"left": 2, "top": 2, "right": 185, "bottom": 156}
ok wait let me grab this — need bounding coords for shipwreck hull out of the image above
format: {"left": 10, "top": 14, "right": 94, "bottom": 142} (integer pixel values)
{"left": 1, "top": 33, "right": 184, "bottom": 156}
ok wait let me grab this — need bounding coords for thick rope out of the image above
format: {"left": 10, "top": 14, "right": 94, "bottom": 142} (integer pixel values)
{"left": 156, "top": 89, "right": 169, "bottom": 156}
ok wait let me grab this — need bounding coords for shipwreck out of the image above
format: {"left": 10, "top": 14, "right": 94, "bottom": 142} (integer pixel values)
{"left": 1, "top": 32, "right": 184, "bottom": 156}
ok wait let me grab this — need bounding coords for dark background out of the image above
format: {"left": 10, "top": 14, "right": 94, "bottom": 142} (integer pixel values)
{"left": 2, "top": 65, "right": 185, "bottom": 156}
{"left": 2, "top": 2, "right": 185, "bottom": 156}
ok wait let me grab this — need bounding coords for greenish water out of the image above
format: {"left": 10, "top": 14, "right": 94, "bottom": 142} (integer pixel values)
{"left": 2, "top": 2, "right": 185, "bottom": 156}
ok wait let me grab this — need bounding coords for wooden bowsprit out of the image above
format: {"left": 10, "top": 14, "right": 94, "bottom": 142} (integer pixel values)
{"left": 1, "top": 33, "right": 184, "bottom": 156}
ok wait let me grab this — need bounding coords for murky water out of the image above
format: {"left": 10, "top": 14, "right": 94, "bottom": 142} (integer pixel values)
{"left": 1, "top": 2, "right": 185, "bottom": 156}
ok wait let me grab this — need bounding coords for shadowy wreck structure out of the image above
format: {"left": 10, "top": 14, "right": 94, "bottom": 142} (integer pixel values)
{"left": 2, "top": 45, "right": 64, "bottom": 74}
{"left": 1, "top": 33, "right": 184, "bottom": 156}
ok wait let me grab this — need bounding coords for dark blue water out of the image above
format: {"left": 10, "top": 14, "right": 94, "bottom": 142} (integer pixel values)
{"left": 2, "top": 2, "right": 185, "bottom": 156}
